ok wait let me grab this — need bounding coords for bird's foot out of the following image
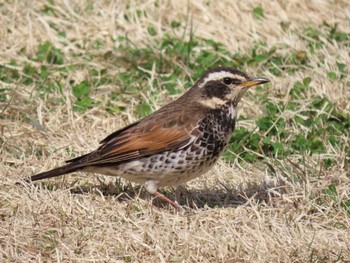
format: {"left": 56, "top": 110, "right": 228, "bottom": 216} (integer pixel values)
{"left": 152, "top": 191, "right": 192, "bottom": 211}
{"left": 153, "top": 191, "right": 180, "bottom": 209}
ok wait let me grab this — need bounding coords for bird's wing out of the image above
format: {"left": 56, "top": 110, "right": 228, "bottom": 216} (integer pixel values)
{"left": 65, "top": 101, "right": 204, "bottom": 167}
{"left": 66, "top": 121, "right": 197, "bottom": 167}
{"left": 95, "top": 124, "right": 195, "bottom": 164}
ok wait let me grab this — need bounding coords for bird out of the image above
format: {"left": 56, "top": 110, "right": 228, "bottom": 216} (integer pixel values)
{"left": 28, "top": 67, "right": 269, "bottom": 208}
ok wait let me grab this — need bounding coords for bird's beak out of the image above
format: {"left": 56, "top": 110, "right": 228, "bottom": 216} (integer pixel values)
{"left": 241, "top": 77, "right": 270, "bottom": 89}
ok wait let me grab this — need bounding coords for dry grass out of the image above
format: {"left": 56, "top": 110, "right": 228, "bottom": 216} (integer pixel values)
{"left": 1, "top": 0, "right": 350, "bottom": 262}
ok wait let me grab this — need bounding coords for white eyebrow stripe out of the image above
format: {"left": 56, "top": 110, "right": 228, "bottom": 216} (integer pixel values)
{"left": 198, "top": 71, "right": 246, "bottom": 88}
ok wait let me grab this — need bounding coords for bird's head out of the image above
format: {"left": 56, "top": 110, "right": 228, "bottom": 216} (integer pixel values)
{"left": 190, "top": 67, "right": 269, "bottom": 109}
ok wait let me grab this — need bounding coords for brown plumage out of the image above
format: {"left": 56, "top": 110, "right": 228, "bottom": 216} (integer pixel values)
{"left": 29, "top": 67, "right": 269, "bottom": 208}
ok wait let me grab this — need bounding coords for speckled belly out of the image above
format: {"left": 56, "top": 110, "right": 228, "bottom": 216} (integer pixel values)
{"left": 122, "top": 150, "right": 218, "bottom": 186}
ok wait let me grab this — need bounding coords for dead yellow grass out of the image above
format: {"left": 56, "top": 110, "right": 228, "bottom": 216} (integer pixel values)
{"left": 1, "top": 0, "right": 350, "bottom": 262}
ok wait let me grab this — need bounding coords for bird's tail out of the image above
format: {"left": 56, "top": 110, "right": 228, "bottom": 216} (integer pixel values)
{"left": 30, "top": 163, "right": 80, "bottom": 182}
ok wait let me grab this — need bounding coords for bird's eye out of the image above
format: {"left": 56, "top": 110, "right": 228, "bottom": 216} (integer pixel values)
{"left": 223, "top": 77, "right": 242, "bottom": 85}
{"left": 223, "top": 78, "right": 233, "bottom": 85}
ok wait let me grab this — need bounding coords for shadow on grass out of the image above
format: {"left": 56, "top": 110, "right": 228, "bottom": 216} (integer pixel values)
{"left": 63, "top": 179, "right": 287, "bottom": 209}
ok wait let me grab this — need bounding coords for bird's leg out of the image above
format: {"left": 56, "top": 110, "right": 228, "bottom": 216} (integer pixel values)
{"left": 153, "top": 191, "right": 180, "bottom": 209}
{"left": 144, "top": 180, "right": 180, "bottom": 209}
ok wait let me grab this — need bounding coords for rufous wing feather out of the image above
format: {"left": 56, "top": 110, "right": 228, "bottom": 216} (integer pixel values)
{"left": 82, "top": 124, "right": 195, "bottom": 165}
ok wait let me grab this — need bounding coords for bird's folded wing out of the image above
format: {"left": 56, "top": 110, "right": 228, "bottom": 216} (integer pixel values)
{"left": 70, "top": 125, "right": 195, "bottom": 166}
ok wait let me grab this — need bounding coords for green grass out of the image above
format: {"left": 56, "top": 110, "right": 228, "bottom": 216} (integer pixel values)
{"left": 225, "top": 81, "right": 349, "bottom": 163}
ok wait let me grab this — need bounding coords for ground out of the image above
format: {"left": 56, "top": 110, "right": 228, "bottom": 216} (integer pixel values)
{"left": 1, "top": 0, "right": 350, "bottom": 262}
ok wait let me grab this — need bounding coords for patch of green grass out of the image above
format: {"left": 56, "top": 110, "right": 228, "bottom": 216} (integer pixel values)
{"left": 321, "top": 184, "right": 350, "bottom": 214}
{"left": 327, "top": 23, "right": 349, "bottom": 42}
{"left": 0, "top": 60, "right": 20, "bottom": 83}
{"left": 244, "top": 43, "right": 309, "bottom": 76}
{"left": 252, "top": 6, "right": 264, "bottom": 19}
{"left": 72, "top": 81, "right": 93, "bottom": 111}
{"left": 224, "top": 77, "right": 350, "bottom": 164}
{"left": 36, "top": 42, "right": 64, "bottom": 65}
{"left": 301, "top": 22, "right": 349, "bottom": 55}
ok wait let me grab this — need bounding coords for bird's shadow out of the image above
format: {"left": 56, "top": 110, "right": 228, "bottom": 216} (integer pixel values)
{"left": 66, "top": 179, "right": 287, "bottom": 209}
